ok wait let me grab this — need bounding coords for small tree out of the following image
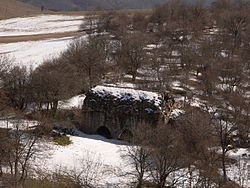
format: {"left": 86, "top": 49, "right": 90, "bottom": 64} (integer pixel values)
{"left": 147, "top": 127, "right": 184, "bottom": 188}
{"left": 0, "top": 120, "right": 43, "bottom": 186}
{"left": 0, "top": 55, "right": 12, "bottom": 113}
{"left": 60, "top": 150, "right": 105, "bottom": 187}
{"left": 1, "top": 65, "right": 30, "bottom": 111}
{"left": 30, "top": 59, "right": 77, "bottom": 115}
{"left": 117, "top": 33, "right": 147, "bottom": 81}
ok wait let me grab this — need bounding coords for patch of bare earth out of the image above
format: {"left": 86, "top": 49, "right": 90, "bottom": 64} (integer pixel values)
{"left": 0, "top": 31, "right": 85, "bottom": 43}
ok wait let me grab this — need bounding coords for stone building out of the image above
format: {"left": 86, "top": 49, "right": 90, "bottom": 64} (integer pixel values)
{"left": 81, "top": 85, "right": 175, "bottom": 139}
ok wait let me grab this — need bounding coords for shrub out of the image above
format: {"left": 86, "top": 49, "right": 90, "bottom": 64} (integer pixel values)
{"left": 53, "top": 135, "right": 72, "bottom": 146}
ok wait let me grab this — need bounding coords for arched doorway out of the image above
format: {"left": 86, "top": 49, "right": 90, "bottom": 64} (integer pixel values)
{"left": 118, "top": 129, "right": 133, "bottom": 141}
{"left": 96, "top": 126, "right": 112, "bottom": 139}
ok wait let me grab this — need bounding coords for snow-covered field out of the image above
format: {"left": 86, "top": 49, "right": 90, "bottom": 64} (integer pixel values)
{"left": 0, "top": 14, "right": 87, "bottom": 69}
{"left": 0, "top": 15, "right": 85, "bottom": 36}
{"left": 34, "top": 132, "right": 130, "bottom": 187}
{"left": 0, "top": 36, "right": 81, "bottom": 69}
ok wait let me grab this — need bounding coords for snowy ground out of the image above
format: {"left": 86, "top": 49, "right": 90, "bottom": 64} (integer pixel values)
{"left": 0, "top": 36, "right": 83, "bottom": 69}
{"left": 0, "top": 119, "right": 38, "bottom": 130}
{"left": 33, "top": 132, "right": 131, "bottom": 187}
{"left": 58, "top": 94, "right": 86, "bottom": 109}
{"left": 0, "top": 15, "right": 85, "bottom": 37}
{"left": 32, "top": 129, "right": 250, "bottom": 187}
{"left": 228, "top": 148, "right": 250, "bottom": 188}
{"left": 0, "top": 14, "right": 87, "bottom": 69}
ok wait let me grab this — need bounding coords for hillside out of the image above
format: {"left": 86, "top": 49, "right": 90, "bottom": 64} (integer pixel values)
{"left": 0, "top": 0, "right": 40, "bottom": 19}
{"left": 17, "top": 0, "right": 214, "bottom": 11}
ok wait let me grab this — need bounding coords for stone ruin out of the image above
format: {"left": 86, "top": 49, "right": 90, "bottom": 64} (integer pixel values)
{"left": 81, "top": 85, "right": 176, "bottom": 140}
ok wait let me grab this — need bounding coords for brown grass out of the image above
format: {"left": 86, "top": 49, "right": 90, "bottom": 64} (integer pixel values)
{"left": 0, "top": 0, "right": 152, "bottom": 20}
{"left": 0, "top": 31, "right": 84, "bottom": 43}
{"left": 0, "top": 2, "right": 152, "bottom": 43}
{"left": 46, "top": 8, "right": 152, "bottom": 16}
{"left": 0, "top": 0, "right": 44, "bottom": 20}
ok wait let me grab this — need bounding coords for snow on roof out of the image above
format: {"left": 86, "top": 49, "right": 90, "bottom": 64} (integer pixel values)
{"left": 91, "top": 85, "right": 162, "bottom": 107}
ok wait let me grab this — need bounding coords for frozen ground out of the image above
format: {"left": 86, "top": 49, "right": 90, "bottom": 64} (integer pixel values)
{"left": 33, "top": 131, "right": 131, "bottom": 187}
{"left": 0, "top": 35, "right": 86, "bottom": 69}
{"left": 0, "top": 15, "right": 85, "bottom": 37}
{"left": 0, "top": 14, "right": 87, "bottom": 69}
{"left": 228, "top": 148, "right": 250, "bottom": 188}
{"left": 32, "top": 128, "right": 250, "bottom": 187}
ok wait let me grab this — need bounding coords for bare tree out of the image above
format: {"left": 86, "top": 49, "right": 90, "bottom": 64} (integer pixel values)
{"left": 121, "top": 144, "right": 151, "bottom": 188}
{"left": 118, "top": 124, "right": 154, "bottom": 187}
{"left": 0, "top": 55, "right": 13, "bottom": 113}
{"left": 1, "top": 65, "right": 30, "bottom": 111}
{"left": 212, "top": 0, "right": 249, "bottom": 54}
{"left": 52, "top": 150, "right": 106, "bottom": 188}
{"left": 174, "top": 107, "right": 222, "bottom": 187}
{"left": 30, "top": 59, "right": 77, "bottom": 115}
{"left": 147, "top": 127, "right": 184, "bottom": 188}
{"left": 116, "top": 33, "right": 147, "bottom": 82}
{"left": 0, "top": 120, "right": 43, "bottom": 186}
{"left": 62, "top": 35, "right": 107, "bottom": 91}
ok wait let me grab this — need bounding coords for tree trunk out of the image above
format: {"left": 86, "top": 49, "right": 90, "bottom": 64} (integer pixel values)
{"left": 222, "top": 150, "right": 227, "bottom": 183}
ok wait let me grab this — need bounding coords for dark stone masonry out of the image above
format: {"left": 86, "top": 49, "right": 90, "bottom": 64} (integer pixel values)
{"left": 81, "top": 85, "right": 175, "bottom": 139}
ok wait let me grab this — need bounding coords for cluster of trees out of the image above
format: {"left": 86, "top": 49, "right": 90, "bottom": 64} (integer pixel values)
{"left": 0, "top": 35, "right": 108, "bottom": 116}
{"left": 123, "top": 108, "right": 244, "bottom": 188}
{"left": 89, "top": 0, "right": 249, "bottom": 187}
{"left": 96, "top": 0, "right": 250, "bottom": 143}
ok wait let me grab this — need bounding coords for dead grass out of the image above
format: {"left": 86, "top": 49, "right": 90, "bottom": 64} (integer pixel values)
{"left": 46, "top": 8, "right": 152, "bottom": 17}
{"left": 0, "top": 0, "right": 43, "bottom": 20}
{"left": 0, "top": 3, "right": 152, "bottom": 43}
{"left": 0, "top": 31, "right": 84, "bottom": 43}
{"left": 0, "top": 1, "right": 152, "bottom": 20}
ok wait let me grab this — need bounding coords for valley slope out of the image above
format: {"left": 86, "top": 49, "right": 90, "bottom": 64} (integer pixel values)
{"left": 0, "top": 0, "right": 40, "bottom": 19}
{"left": 17, "top": 0, "right": 214, "bottom": 11}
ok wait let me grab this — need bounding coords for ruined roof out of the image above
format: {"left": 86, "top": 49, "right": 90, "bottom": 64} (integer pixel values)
{"left": 91, "top": 85, "right": 162, "bottom": 107}
{"left": 84, "top": 85, "right": 164, "bottom": 114}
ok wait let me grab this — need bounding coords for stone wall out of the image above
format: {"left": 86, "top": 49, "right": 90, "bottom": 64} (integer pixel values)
{"left": 81, "top": 86, "right": 173, "bottom": 139}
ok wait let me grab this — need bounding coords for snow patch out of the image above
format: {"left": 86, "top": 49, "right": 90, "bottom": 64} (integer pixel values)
{"left": 0, "top": 15, "right": 85, "bottom": 37}
{"left": 91, "top": 85, "right": 162, "bottom": 107}
{"left": 58, "top": 94, "right": 86, "bottom": 109}
{"left": 0, "top": 119, "right": 39, "bottom": 130}
{"left": 0, "top": 35, "right": 87, "bottom": 69}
